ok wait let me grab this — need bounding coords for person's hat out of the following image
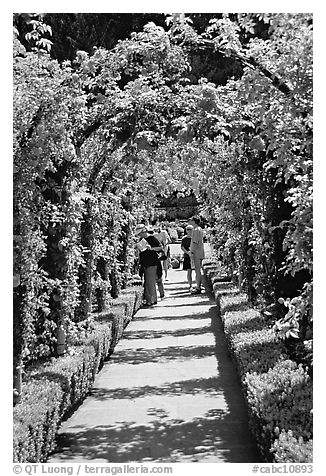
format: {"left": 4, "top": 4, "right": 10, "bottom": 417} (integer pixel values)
{"left": 134, "top": 224, "right": 146, "bottom": 236}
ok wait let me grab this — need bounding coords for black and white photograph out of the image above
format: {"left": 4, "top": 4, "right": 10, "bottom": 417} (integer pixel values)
{"left": 10, "top": 2, "right": 316, "bottom": 473}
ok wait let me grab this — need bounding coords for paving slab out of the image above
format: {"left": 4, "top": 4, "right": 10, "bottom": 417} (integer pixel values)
{"left": 49, "top": 267, "right": 261, "bottom": 463}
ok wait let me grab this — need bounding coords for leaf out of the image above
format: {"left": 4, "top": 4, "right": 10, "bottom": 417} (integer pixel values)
{"left": 37, "top": 38, "right": 53, "bottom": 52}
{"left": 249, "top": 136, "right": 265, "bottom": 151}
{"left": 287, "top": 329, "right": 300, "bottom": 339}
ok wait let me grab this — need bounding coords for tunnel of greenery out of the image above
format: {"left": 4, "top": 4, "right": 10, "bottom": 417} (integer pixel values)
{"left": 13, "top": 13, "right": 312, "bottom": 386}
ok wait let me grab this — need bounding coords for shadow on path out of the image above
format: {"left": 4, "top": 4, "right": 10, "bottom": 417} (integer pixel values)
{"left": 121, "top": 325, "right": 213, "bottom": 340}
{"left": 89, "top": 375, "right": 246, "bottom": 402}
{"left": 55, "top": 411, "right": 257, "bottom": 463}
{"left": 49, "top": 270, "right": 261, "bottom": 463}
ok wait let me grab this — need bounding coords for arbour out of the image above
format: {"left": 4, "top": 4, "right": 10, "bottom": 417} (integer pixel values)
{"left": 13, "top": 13, "right": 312, "bottom": 389}
{"left": 13, "top": 20, "right": 200, "bottom": 372}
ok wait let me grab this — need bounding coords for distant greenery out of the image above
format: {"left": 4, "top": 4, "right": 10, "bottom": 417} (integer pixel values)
{"left": 15, "top": 13, "right": 244, "bottom": 85}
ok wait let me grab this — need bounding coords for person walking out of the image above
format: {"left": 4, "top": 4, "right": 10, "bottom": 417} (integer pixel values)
{"left": 147, "top": 225, "right": 166, "bottom": 299}
{"left": 154, "top": 224, "right": 171, "bottom": 281}
{"left": 189, "top": 216, "right": 205, "bottom": 294}
{"left": 134, "top": 224, "right": 164, "bottom": 306}
{"left": 181, "top": 224, "right": 194, "bottom": 292}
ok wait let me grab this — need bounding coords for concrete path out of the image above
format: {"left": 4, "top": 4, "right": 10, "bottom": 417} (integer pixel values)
{"left": 49, "top": 268, "right": 260, "bottom": 463}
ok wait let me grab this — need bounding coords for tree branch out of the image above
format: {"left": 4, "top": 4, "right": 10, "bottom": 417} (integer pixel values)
{"left": 87, "top": 137, "right": 127, "bottom": 189}
{"left": 19, "top": 102, "right": 48, "bottom": 149}
{"left": 197, "top": 38, "right": 292, "bottom": 97}
{"left": 74, "top": 119, "right": 103, "bottom": 149}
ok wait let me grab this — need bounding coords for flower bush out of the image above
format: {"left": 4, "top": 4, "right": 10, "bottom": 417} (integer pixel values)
{"left": 203, "top": 261, "right": 313, "bottom": 463}
{"left": 245, "top": 360, "right": 312, "bottom": 460}
{"left": 13, "top": 379, "right": 63, "bottom": 463}
{"left": 220, "top": 293, "right": 250, "bottom": 315}
{"left": 271, "top": 430, "right": 313, "bottom": 463}
{"left": 13, "top": 286, "right": 142, "bottom": 463}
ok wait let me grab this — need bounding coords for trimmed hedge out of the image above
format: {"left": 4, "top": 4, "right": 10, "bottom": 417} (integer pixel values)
{"left": 245, "top": 360, "right": 312, "bottom": 460}
{"left": 13, "top": 285, "right": 143, "bottom": 463}
{"left": 272, "top": 430, "right": 313, "bottom": 463}
{"left": 13, "top": 380, "right": 63, "bottom": 463}
{"left": 202, "top": 260, "right": 313, "bottom": 463}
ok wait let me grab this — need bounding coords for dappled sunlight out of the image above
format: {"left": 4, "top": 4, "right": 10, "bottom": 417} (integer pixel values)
{"left": 121, "top": 316, "right": 210, "bottom": 334}
{"left": 54, "top": 411, "right": 258, "bottom": 463}
{"left": 109, "top": 345, "right": 216, "bottom": 365}
{"left": 62, "top": 392, "right": 232, "bottom": 428}
{"left": 96, "top": 355, "right": 219, "bottom": 389}
{"left": 158, "top": 299, "right": 212, "bottom": 306}
{"left": 132, "top": 313, "right": 209, "bottom": 322}
{"left": 121, "top": 325, "right": 213, "bottom": 341}
{"left": 49, "top": 269, "right": 260, "bottom": 463}
{"left": 115, "top": 332, "right": 214, "bottom": 351}
{"left": 90, "top": 376, "right": 231, "bottom": 400}
{"left": 53, "top": 375, "right": 258, "bottom": 463}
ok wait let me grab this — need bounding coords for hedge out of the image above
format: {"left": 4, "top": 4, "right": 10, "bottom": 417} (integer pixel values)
{"left": 202, "top": 259, "right": 313, "bottom": 463}
{"left": 245, "top": 360, "right": 312, "bottom": 460}
{"left": 13, "top": 285, "right": 143, "bottom": 463}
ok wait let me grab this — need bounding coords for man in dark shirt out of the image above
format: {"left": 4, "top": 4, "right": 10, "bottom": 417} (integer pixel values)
{"left": 135, "top": 225, "right": 164, "bottom": 306}
{"left": 181, "top": 224, "right": 194, "bottom": 291}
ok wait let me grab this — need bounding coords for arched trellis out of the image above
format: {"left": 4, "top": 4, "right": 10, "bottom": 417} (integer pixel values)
{"left": 13, "top": 14, "right": 312, "bottom": 397}
{"left": 13, "top": 33, "right": 198, "bottom": 377}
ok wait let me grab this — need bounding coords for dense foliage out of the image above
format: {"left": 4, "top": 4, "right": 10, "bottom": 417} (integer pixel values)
{"left": 13, "top": 13, "right": 312, "bottom": 393}
{"left": 13, "top": 286, "right": 143, "bottom": 462}
{"left": 163, "top": 14, "right": 313, "bottom": 347}
{"left": 203, "top": 261, "right": 312, "bottom": 462}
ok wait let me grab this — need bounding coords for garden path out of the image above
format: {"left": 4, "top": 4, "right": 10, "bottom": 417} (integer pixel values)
{"left": 49, "top": 266, "right": 260, "bottom": 463}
